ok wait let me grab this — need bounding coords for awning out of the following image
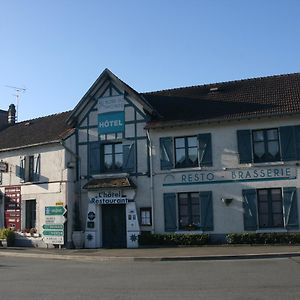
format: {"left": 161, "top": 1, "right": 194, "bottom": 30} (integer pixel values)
{"left": 83, "top": 177, "right": 136, "bottom": 190}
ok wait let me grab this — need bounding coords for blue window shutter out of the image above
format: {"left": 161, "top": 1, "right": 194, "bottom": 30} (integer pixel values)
{"left": 237, "top": 130, "right": 252, "bottom": 164}
{"left": 200, "top": 191, "right": 213, "bottom": 231}
{"left": 89, "top": 142, "right": 100, "bottom": 174}
{"left": 294, "top": 125, "right": 300, "bottom": 160}
{"left": 16, "top": 156, "right": 25, "bottom": 183}
{"left": 280, "top": 126, "right": 296, "bottom": 161}
{"left": 242, "top": 189, "right": 257, "bottom": 230}
{"left": 164, "top": 193, "right": 177, "bottom": 232}
{"left": 160, "top": 137, "right": 173, "bottom": 170}
{"left": 198, "top": 133, "right": 212, "bottom": 167}
{"left": 283, "top": 187, "right": 299, "bottom": 229}
{"left": 33, "top": 154, "right": 40, "bottom": 182}
{"left": 123, "top": 143, "right": 135, "bottom": 173}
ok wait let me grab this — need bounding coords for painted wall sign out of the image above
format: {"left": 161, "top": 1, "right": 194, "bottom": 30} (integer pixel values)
{"left": 98, "top": 111, "right": 125, "bottom": 134}
{"left": 99, "top": 95, "right": 124, "bottom": 114}
{"left": 163, "top": 166, "right": 297, "bottom": 186}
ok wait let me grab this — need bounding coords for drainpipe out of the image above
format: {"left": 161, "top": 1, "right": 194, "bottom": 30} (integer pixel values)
{"left": 146, "top": 129, "right": 155, "bottom": 233}
{"left": 60, "top": 140, "right": 82, "bottom": 248}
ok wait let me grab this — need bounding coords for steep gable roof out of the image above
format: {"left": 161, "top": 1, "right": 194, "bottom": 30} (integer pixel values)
{"left": 142, "top": 73, "right": 300, "bottom": 127}
{"left": 0, "top": 111, "right": 73, "bottom": 151}
{"left": 67, "top": 68, "right": 155, "bottom": 126}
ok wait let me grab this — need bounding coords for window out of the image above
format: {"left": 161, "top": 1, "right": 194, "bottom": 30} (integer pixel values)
{"left": 243, "top": 187, "right": 299, "bottom": 231}
{"left": 253, "top": 129, "right": 280, "bottom": 163}
{"left": 237, "top": 126, "right": 300, "bottom": 164}
{"left": 103, "top": 143, "right": 123, "bottom": 171}
{"left": 28, "top": 156, "right": 35, "bottom": 182}
{"left": 17, "top": 154, "right": 40, "bottom": 183}
{"left": 25, "top": 200, "right": 36, "bottom": 229}
{"left": 164, "top": 191, "right": 213, "bottom": 232}
{"left": 160, "top": 133, "right": 212, "bottom": 170}
{"left": 140, "top": 207, "right": 152, "bottom": 226}
{"left": 175, "top": 136, "right": 198, "bottom": 168}
{"left": 257, "top": 188, "right": 283, "bottom": 228}
{"left": 89, "top": 142, "right": 135, "bottom": 175}
{"left": 178, "top": 192, "right": 201, "bottom": 230}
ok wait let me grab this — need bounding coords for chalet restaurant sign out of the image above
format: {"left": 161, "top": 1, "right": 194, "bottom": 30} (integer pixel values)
{"left": 89, "top": 190, "right": 129, "bottom": 205}
{"left": 163, "top": 166, "right": 297, "bottom": 186}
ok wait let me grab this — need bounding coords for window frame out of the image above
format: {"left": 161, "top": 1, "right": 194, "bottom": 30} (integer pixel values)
{"left": 174, "top": 135, "right": 198, "bottom": 169}
{"left": 178, "top": 192, "right": 201, "bottom": 230}
{"left": 25, "top": 199, "right": 36, "bottom": 229}
{"left": 252, "top": 128, "right": 281, "bottom": 163}
{"left": 140, "top": 207, "right": 152, "bottom": 226}
{"left": 257, "top": 188, "right": 284, "bottom": 229}
{"left": 102, "top": 142, "right": 123, "bottom": 172}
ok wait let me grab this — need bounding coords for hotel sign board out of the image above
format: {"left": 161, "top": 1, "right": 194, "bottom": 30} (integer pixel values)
{"left": 98, "top": 95, "right": 125, "bottom": 135}
{"left": 163, "top": 166, "right": 297, "bottom": 186}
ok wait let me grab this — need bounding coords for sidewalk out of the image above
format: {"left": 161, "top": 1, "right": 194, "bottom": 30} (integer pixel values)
{"left": 1, "top": 245, "right": 300, "bottom": 262}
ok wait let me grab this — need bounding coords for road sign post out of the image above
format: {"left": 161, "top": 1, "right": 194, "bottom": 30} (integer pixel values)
{"left": 43, "top": 205, "right": 67, "bottom": 245}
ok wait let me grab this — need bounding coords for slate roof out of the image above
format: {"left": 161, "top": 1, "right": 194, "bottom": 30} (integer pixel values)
{"left": 142, "top": 73, "right": 300, "bottom": 127}
{"left": 0, "top": 111, "right": 73, "bottom": 151}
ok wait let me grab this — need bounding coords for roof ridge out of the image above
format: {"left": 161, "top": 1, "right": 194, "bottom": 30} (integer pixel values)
{"left": 17, "top": 110, "right": 72, "bottom": 124}
{"left": 142, "top": 72, "right": 300, "bottom": 95}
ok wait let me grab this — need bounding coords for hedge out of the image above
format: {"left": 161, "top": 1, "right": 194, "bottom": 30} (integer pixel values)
{"left": 226, "top": 233, "right": 300, "bottom": 245}
{"left": 0, "top": 228, "right": 15, "bottom": 247}
{"left": 138, "top": 233, "right": 209, "bottom": 246}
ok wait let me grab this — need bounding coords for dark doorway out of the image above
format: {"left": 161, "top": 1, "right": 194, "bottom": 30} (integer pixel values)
{"left": 102, "top": 205, "right": 126, "bottom": 248}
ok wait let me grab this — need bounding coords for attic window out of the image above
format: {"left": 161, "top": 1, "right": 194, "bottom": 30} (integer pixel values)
{"left": 25, "top": 122, "right": 31, "bottom": 126}
{"left": 209, "top": 87, "right": 219, "bottom": 92}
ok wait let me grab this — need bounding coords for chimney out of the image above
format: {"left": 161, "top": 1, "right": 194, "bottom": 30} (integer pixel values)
{"left": 8, "top": 104, "right": 16, "bottom": 125}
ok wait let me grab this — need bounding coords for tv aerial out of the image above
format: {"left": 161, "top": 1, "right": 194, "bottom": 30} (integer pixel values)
{"left": 5, "top": 85, "right": 26, "bottom": 122}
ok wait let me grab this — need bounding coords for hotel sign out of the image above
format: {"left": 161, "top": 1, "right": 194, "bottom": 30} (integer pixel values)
{"left": 98, "top": 111, "right": 124, "bottom": 134}
{"left": 98, "top": 95, "right": 125, "bottom": 134}
{"left": 89, "top": 191, "right": 128, "bottom": 205}
{"left": 163, "top": 166, "right": 297, "bottom": 186}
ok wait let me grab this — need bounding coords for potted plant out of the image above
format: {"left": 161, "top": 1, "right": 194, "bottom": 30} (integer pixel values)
{"left": 0, "top": 228, "right": 15, "bottom": 247}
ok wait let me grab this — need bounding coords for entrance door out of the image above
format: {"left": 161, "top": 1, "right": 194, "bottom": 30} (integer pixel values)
{"left": 102, "top": 205, "right": 127, "bottom": 248}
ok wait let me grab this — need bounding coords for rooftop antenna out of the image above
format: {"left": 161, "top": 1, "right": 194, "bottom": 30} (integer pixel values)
{"left": 5, "top": 85, "right": 26, "bottom": 122}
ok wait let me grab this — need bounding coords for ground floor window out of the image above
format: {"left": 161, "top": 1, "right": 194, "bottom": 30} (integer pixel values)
{"left": 140, "top": 207, "right": 152, "bottom": 226}
{"left": 257, "top": 188, "right": 283, "bottom": 228}
{"left": 164, "top": 191, "right": 213, "bottom": 232}
{"left": 25, "top": 200, "right": 36, "bottom": 229}
{"left": 178, "top": 192, "right": 200, "bottom": 230}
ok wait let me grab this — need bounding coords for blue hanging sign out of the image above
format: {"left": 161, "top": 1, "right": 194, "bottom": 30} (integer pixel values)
{"left": 98, "top": 111, "right": 125, "bottom": 134}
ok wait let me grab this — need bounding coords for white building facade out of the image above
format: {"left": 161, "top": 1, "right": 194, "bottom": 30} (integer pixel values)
{"left": 1, "top": 70, "right": 300, "bottom": 248}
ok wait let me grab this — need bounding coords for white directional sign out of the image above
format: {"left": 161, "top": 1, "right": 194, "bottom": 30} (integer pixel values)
{"left": 43, "top": 205, "right": 66, "bottom": 245}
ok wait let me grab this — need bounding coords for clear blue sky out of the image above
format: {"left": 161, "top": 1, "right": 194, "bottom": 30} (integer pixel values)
{"left": 1, "top": 0, "right": 300, "bottom": 121}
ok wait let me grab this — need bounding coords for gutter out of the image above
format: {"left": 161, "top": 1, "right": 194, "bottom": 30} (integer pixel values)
{"left": 146, "top": 111, "right": 300, "bottom": 130}
{"left": 60, "top": 140, "right": 82, "bottom": 247}
{"left": 146, "top": 129, "right": 155, "bottom": 233}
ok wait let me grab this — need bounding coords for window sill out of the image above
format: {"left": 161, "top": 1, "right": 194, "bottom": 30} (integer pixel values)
{"left": 256, "top": 228, "right": 287, "bottom": 233}
{"left": 175, "top": 230, "right": 204, "bottom": 234}
{"left": 170, "top": 166, "right": 212, "bottom": 173}
{"left": 248, "top": 161, "right": 284, "bottom": 167}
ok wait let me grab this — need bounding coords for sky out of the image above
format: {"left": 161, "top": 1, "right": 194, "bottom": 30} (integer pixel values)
{"left": 1, "top": 0, "right": 300, "bottom": 121}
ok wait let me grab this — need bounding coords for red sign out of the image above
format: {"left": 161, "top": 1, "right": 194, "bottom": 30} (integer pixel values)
{"left": 4, "top": 186, "right": 21, "bottom": 230}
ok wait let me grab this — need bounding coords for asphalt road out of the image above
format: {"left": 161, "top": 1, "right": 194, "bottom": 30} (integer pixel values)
{"left": 0, "top": 256, "right": 300, "bottom": 300}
